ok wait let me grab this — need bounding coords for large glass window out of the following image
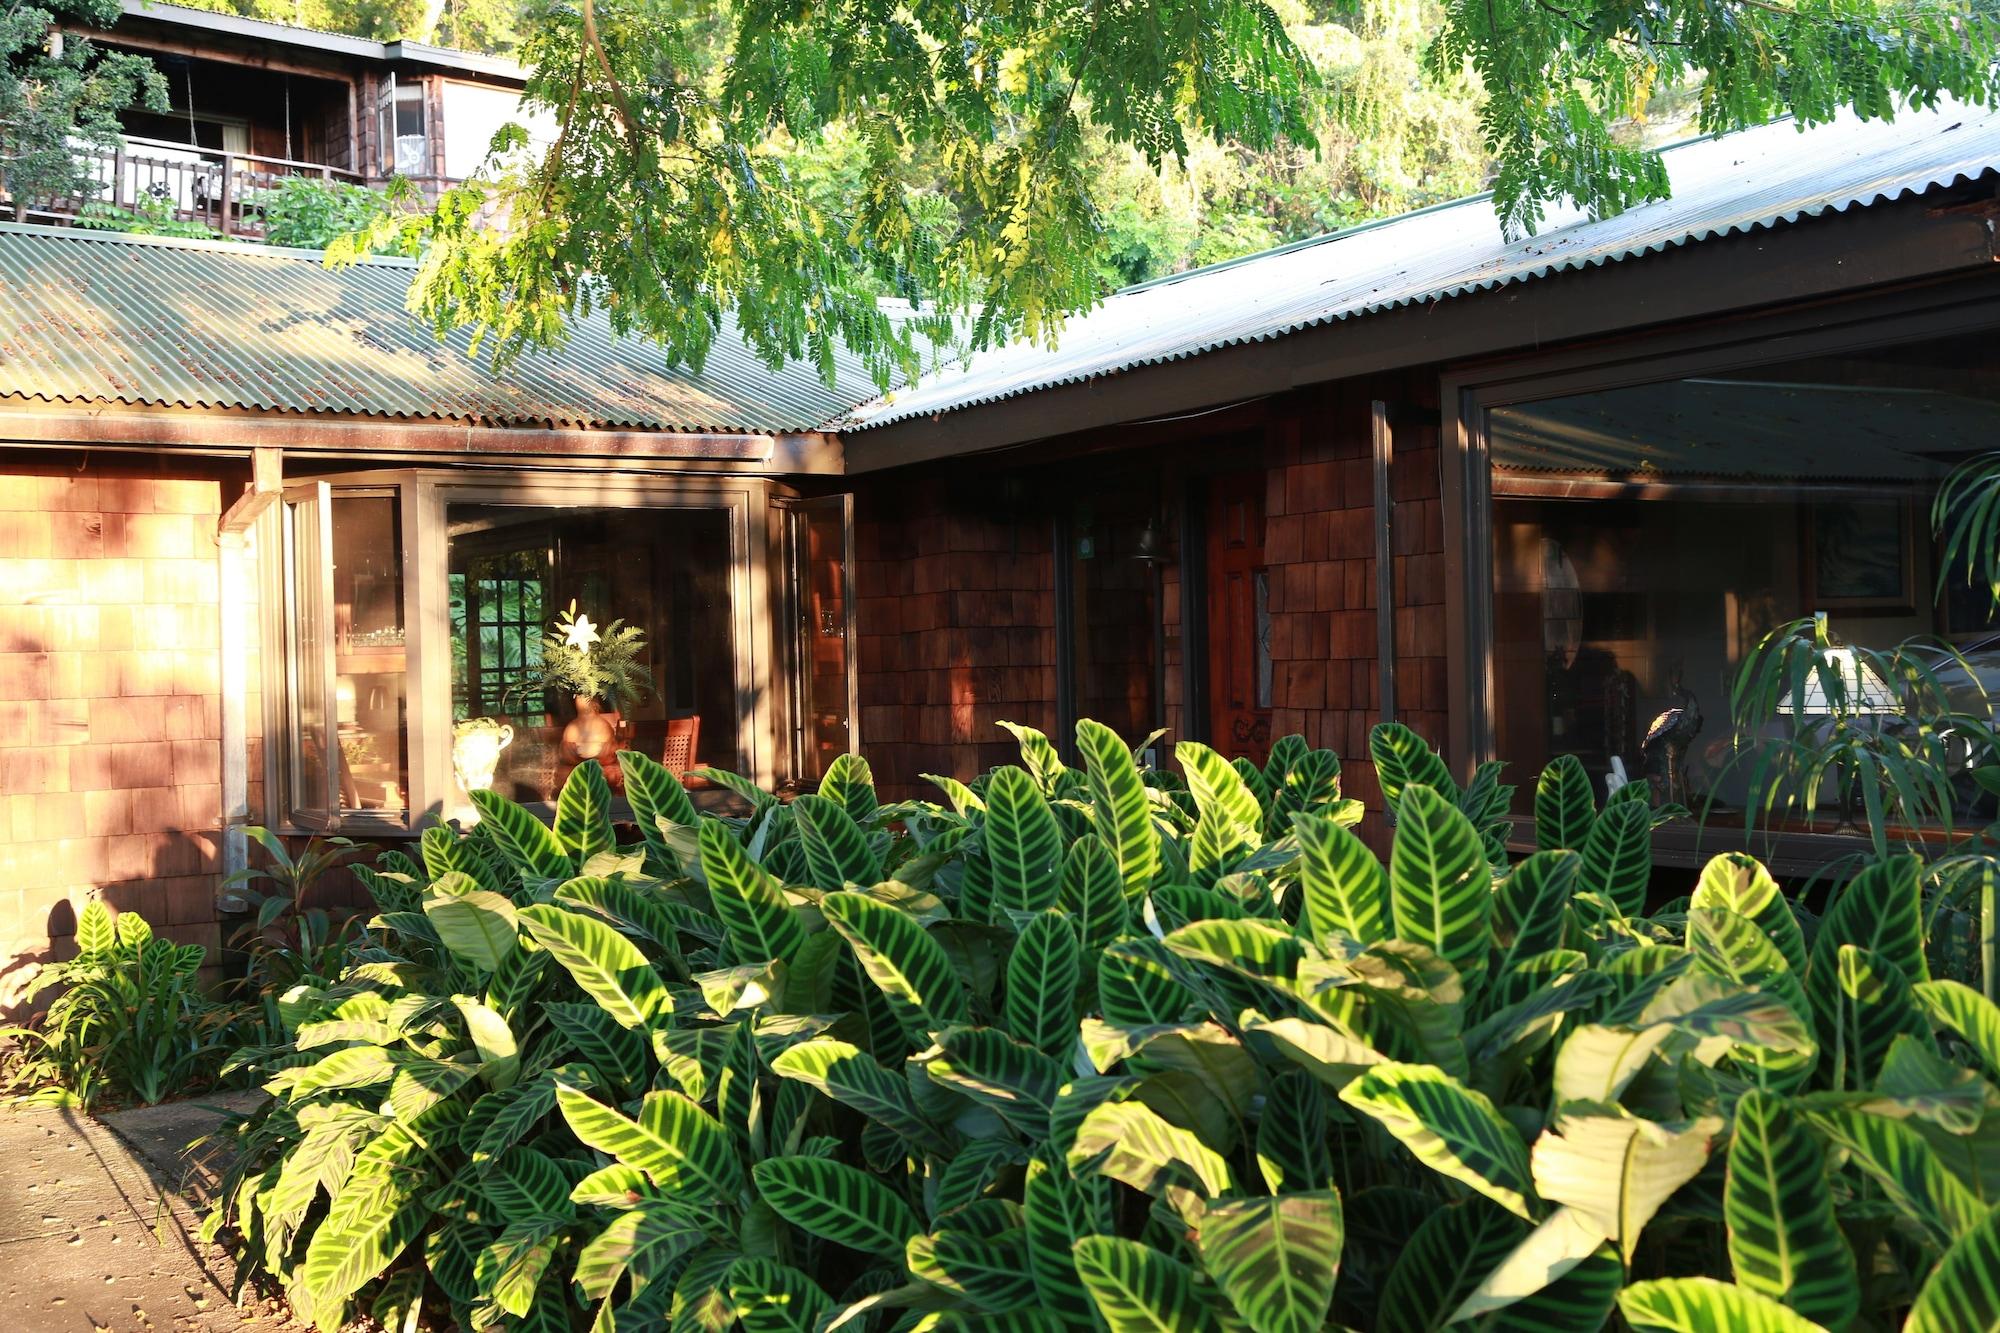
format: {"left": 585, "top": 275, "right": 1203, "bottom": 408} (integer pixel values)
{"left": 1486, "top": 331, "right": 2000, "bottom": 839}
{"left": 1063, "top": 477, "right": 1165, "bottom": 758}
{"left": 447, "top": 503, "right": 736, "bottom": 806}
{"left": 784, "top": 498, "right": 853, "bottom": 784}
{"left": 332, "top": 494, "right": 409, "bottom": 815}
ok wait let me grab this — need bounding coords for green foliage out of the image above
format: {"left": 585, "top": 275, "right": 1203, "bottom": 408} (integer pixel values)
{"left": 0, "top": 903, "right": 231, "bottom": 1109}
{"left": 1, "top": 0, "right": 166, "bottom": 216}
{"left": 505, "top": 598, "right": 651, "bottom": 712}
{"left": 204, "top": 725, "right": 1999, "bottom": 1332}
{"left": 75, "top": 195, "right": 218, "bottom": 238}
{"left": 252, "top": 175, "right": 422, "bottom": 253}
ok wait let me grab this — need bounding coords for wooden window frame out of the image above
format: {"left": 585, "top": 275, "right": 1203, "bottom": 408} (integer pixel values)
{"left": 1439, "top": 272, "right": 2000, "bottom": 875}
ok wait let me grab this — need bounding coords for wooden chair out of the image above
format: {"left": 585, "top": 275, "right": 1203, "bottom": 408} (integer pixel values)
{"left": 662, "top": 715, "right": 701, "bottom": 784}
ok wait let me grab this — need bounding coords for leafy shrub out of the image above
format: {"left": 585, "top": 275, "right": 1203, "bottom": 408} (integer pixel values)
{"left": 76, "top": 195, "right": 218, "bottom": 239}
{"left": 1, "top": 902, "right": 232, "bottom": 1109}
{"left": 251, "top": 175, "right": 420, "bottom": 254}
{"left": 206, "top": 720, "right": 2000, "bottom": 1332}
{"left": 224, "top": 827, "right": 366, "bottom": 1021}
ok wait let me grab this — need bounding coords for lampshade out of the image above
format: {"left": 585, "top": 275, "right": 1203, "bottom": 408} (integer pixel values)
{"left": 1776, "top": 646, "right": 1898, "bottom": 715}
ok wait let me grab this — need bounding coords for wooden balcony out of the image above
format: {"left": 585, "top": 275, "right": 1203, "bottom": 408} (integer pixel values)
{"left": 24, "top": 134, "right": 368, "bottom": 241}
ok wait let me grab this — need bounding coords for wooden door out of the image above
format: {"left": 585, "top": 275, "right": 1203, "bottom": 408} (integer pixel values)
{"left": 1206, "top": 471, "right": 1272, "bottom": 764}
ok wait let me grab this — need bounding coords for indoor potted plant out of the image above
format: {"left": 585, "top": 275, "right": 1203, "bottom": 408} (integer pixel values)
{"left": 506, "top": 601, "right": 652, "bottom": 783}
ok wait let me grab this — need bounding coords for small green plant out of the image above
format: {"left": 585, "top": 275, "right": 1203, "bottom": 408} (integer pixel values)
{"left": 504, "top": 598, "right": 651, "bottom": 711}
{"left": 250, "top": 175, "right": 419, "bottom": 253}
{"left": 75, "top": 194, "right": 217, "bottom": 239}
{"left": 0, "top": 903, "right": 231, "bottom": 1110}
{"left": 223, "top": 827, "right": 363, "bottom": 1004}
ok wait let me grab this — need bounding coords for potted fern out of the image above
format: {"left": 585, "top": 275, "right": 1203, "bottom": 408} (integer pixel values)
{"left": 505, "top": 600, "right": 652, "bottom": 783}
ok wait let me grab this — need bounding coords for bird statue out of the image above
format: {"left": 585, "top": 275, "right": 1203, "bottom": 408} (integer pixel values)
{"left": 1642, "top": 668, "right": 1703, "bottom": 806}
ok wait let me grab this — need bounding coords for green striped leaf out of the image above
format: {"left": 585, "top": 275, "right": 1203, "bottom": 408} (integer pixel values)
{"left": 1811, "top": 853, "right": 1929, "bottom": 989}
{"left": 1533, "top": 1105, "right": 1723, "bottom": 1264}
{"left": 907, "top": 1228, "right": 1037, "bottom": 1310}
{"left": 1256, "top": 1070, "right": 1333, "bottom": 1193}
{"left": 984, "top": 766, "right": 1067, "bottom": 915}
{"left": 555, "top": 1084, "right": 745, "bottom": 1201}
{"left": 1293, "top": 811, "right": 1389, "bottom": 947}
{"left": 1268, "top": 747, "right": 1342, "bottom": 841}
{"left": 1194, "top": 1192, "right": 1341, "bottom": 1333}
{"left": 470, "top": 788, "right": 571, "bottom": 885}
{"left": 1690, "top": 853, "right": 1807, "bottom": 975}
{"left": 1618, "top": 1278, "right": 1830, "bottom": 1333}
{"left": 1456, "top": 1223, "right": 1622, "bottom": 1331}
{"left": 1340, "top": 1062, "right": 1535, "bottom": 1219}
{"left": 1073, "top": 1236, "right": 1206, "bottom": 1332}
{"left": 1000, "top": 720, "right": 1069, "bottom": 795}
{"left": 1915, "top": 979, "right": 2000, "bottom": 1082}
{"left": 1907, "top": 1199, "right": 2000, "bottom": 1333}
{"left": 792, "top": 793, "right": 883, "bottom": 889}
{"left": 1826, "top": 944, "right": 1935, "bottom": 1089}
{"left": 1578, "top": 798, "right": 1650, "bottom": 916}
{"left": 421, "top": 822, "right": 505, "bottom": 891}
{"left": 423, "top": 876, "right": 519, "bottom": 973}
{"left": 1387, "top": 785, "right": 1492, "bottom": 981}
{"left": 1023, "top": 1158, "right": 1114, "bottom": 1328}
{"left": 518, "top": 903, "right": 670, "bottom": 1029}
{"left": 697, "top": 819, "right": 807, "bottom": 966}
{"left": 555, "top": 759, "right": 617, "bottom": 862}
{"left": 574, "top": 1202, "right": 707, "bottom": 1299}
{"left": 925, "top": 1025, "right": 1066, "bottom": 1140}
{"left": 1179, "top": 741, "right": 1265, "bottom": 847}
{"left": 1535, "top": 753, "right": 1597, "bottom": 851}
{"left": 621, "top": 748, "right": 700, "bottom": 871}
{"left": 1370, "top": 722, "right": 1456, "bottom": 817}
{"left": 1375, "top": 1199, "right": 1529, "bottom": 1333}
{"left": 544, "top": 1002, "right": 647, "bottom": 1090}
{"left": 768, "top": 1038, "right": 950, "bottom": 1153}
{"left": 937, "top": 1138, "right": 1029, "bottom": 1216}
{"left": 925, "top": 771, "right": 988, "bottom": 816}
{"left": 1068, "top": 1098, "right": 1234, "bottom": 1197}
{"left": 1077, "top": 719, "right": 1161, "bottom": 900}
{"left": 1806, "top": 1107, "right": 1985, "bottom": 1246}
{"left": 75, "top": 899, "right": 115, "bottom": 956}
{"left": 821, "top": 890, "right": 969, "bottom": 1039}
{"left": 301, "top": 1116, "right": 439, "bottom": 1309}
{"left": 1725, "top": 1090, "right": 1857, "bottom": 1327}
{"left": 1005, "top": 911, "right": 1083, "bottom": 1059}
{"left": 752, "top": 1156, "right": 918, "bottom": 1259}
{"left": 1493, "top": 850, "right": 1581, "bottom": 971}
{"left": 820, "top": 752, "right": 878, "bottom": 825}
{"left": 726, "top": 1257, "right": 833, "bottom": 1333}
{"left": 1061, "top": 838, "right": 1130, "bottom": 952}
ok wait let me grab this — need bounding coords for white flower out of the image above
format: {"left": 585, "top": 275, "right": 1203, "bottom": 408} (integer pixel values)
{"left": 564, "top": 614, "right": 602, "bottom": 652}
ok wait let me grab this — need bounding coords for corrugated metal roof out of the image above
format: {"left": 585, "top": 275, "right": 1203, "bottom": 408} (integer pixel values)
{"left": 842, "top": 101, "right": 2000, "bottom": 431}
{"left": 0, "top": 224, "right": 885, "bottom": 434}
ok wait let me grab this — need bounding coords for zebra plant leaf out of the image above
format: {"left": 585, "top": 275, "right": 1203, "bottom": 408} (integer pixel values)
{"left": 1724, "top": 1090, "right": 1858, "bottom": 1327}
{"left": 1077, "top": 719, "right": 1162, "bottom": 900}
{"left": 1578, "top": 798, "right": 1650, "bottom": 917}
{"left": 751, "top": 1157, "right": 919, "bottom": 1259}
{"left": 923, "top": 1025, "right": 1066, "bottom": 1140}
{"left": 1269, "top": 748, "right": 1343, "bottom": 840}
{"left": 1179, "top": 740, "right": 1266, "bottom": 846}
{"left": 1068, "top": 1099, "right": 1235, "bottom": 1198}
{"left": 1532, "top": 1104, "right": 1723, "bottom": 1264}
{"left": 984, "top": 766, "right": 1067, "bottom": 915}
{"left": 768, "top": 1038, "right": 951, "bottom": 1153}
{"left": 820, "top": 890, "right": 970, "bottom": 1040}
{"left": 1005, "top": 912, "right": 1083, "bottom": 1059}
{"left": 1023, "top": 1158, "right": 1114, "bottom": 1327}
{"left": 1293, "top": 811, "right": 1389, "bottom": 947}
{"left": 1386, "top": 785, "right": 1493, "bottom": 983}
{"left": 1493, "top": 849, "right": 1580, "bottom": 967}
{"left": 518, "top": 903, "right": 670, "bottom": 1030}
{"left": 555, "top": 759, "right": 617, "bottom": 863}
{"left": 820, "top": 752, "right": 879, "bottom": 825}
{"left": 555, "top": 1084, "right": 746, "bottom": 1202}
{"left": 1256, "top": 1071, "right": 1332, "bottom": 1193}
{"left": 1061, "top": 838, "right": 1130, "bottom": 952}
{"left": 422, "top": 876, "right": 520, "bottom": 974}
{"left": 1535, "top": 753, "right": 1596, "bottom": 852}
{"left": 1906, "top": 1198, "right": 2000, "bottom": 1333}
{"left": 1811, "top": 853, "right": 1929, "bottom": 990}
{"left": 1690, "top": 853, "right": 1807, "bottom": 975}
{"left": 1617, "top": 1278, "right": 1831, "bottom": 1333}
{"left": 792, "top": 793, "right": 884, "bottom": 889}
{"left": 1339, "top": 1062, "right": 1536, "bottom": 1220}
{"left": 1073, "top": 1236, "right": 1207, "bottom": 1332}
{"left": 1805, "top": 1107, "right": 1986, "bottom": 1246}
{"left": 621, "top": 749, "right": 700, "bottom": 871}
{"left": 471, "top": 788, "right": 572, "bottom": 886}
{"left": 1375, "top": 1199, "right": 1529, "bottom": 1333}
{"left": 1370, "top": 721, "right": 1457, "bottom": 816}
{"left": 1193, "top": 1192, "right": 1342, "bottom": 1333}
{"left": 1822, "top": 944, "right": 1935, "bottom": 1090}
{"left": 1914, "top": 978, "right": 2000, "bottom": 1082}
{"left": 1000, "top": 720, "right": 1069, "bottom": 796}
{"left": 698, "top": 819, "right": 807, "bottom": 966}
{"left": 726, "top": 1257, "right": 833, "bottom": 1333}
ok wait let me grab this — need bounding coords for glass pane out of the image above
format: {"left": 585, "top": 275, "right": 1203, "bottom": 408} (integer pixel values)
{"left": 794, "top": 501, "right": 851, "bottom": 782}
{"left": 448, "top": 503, "right": 735, "bottom": 809}
{"left": 1070, "top": 478, "right": 1161, "bottom": 752}
{"left": 285, "top": 493, "right": 332, "bottom": 818}
{"left": 332, "top": 495, "right": 409, "bottom": 814}
{"left": 1487, "top": 331, "right": 2000, "bottom": 837}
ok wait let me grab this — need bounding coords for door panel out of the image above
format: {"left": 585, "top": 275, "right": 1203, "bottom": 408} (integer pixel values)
{"left": 1206, "top": 471, "right": 1272, "bottom": 764}
{"left": 282, "top": 481, "right": 340, "bottom": 829}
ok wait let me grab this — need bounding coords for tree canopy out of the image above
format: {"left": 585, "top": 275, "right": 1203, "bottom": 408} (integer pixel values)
{"left": 1, "top": 0, "right": 165, "bottom": 216}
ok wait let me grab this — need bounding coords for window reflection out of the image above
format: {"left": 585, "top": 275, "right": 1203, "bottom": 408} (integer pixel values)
{"left": 1488, "top": 334, "right": 2000, "bottom": 836}
{"left": 330, "top": 494, "right": 409, "bottom": 814}
{"left": 447, "top": 504, "right": 734, "bottom": 807}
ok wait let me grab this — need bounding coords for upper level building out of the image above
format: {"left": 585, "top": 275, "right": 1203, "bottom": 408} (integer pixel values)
{"left": 27, "top": 0, "right": 543, "bottom": 238}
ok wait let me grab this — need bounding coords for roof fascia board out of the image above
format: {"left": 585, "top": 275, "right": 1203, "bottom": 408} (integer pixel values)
{"left": 113, "top": 1, "right": 526, "bottom": 81}
{"left": 842, "top": 193, "right": 2000, "bottom": 473}
{"left": 0, "top": 405, "right": 843, "bottom": 473}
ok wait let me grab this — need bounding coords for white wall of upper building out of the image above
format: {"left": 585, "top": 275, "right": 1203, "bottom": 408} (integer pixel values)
{"left": 439, "top": 80, "right": 558, "bottom": 180}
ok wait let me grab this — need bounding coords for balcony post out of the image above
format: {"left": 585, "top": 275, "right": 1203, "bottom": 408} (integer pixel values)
{"left": 220, "top": 153, "right": 234, "bottom": 237}
{"left": 111, "top": 142, "right": 127, "bottom": 211}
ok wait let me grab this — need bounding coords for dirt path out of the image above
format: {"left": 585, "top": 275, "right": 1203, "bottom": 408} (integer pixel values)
{"left": 0, "top": 1092, "right": 297, "bottom": 1333}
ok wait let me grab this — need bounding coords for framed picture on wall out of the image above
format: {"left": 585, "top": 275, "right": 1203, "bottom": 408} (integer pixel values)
{"left": 1805, "top": 498, "right": 1916, "bottom": 613}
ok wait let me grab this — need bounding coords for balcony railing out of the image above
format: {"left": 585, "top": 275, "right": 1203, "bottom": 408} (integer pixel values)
{"left": 25, "top": 134, "right": 367, "bottom": 240}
